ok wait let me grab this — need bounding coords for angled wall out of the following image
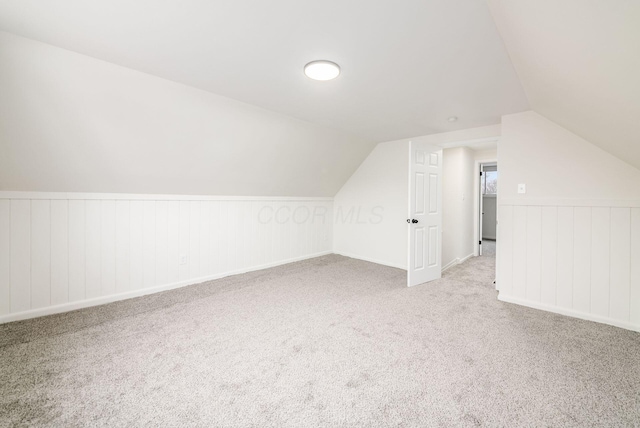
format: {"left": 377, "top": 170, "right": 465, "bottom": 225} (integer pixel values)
{"left": 498, "top": 111, "right": 640, "bottom": 332}
{"left": 0, "top": 32, "right": 360, "bottom": 323}
{"left": 488, "top": 0, "right": 640, "bottom": 170}
{"left": 0, "top": 32, "right": 374, "bottom": 197}
{"left": 333, "top": 140, "right": 410, "bottom": 269}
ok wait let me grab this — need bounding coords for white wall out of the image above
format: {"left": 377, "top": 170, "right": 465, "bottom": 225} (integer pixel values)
{"left": 428, "top": 128, "right": 500, "bottom": 266}
{"left": 333, "top": 140, "right": 409, "bottom": 269}
{"left": 499, "top": 111, "right": 640, "bottom": 201}
{"left": 0, "top": 32, "right": 374, "bottom": 197}
{"left": 0, "top": 32, "right": 359, "bottom": 323}
{"left": 0, "top": 192, "right": 333, "bottom": 323}
{"left": 482, "top": 197, "right": 497, "bottom": 239}
{"left": 424, "top": 125, "right": 501, "bottom": 149}
{"left": 334, "top": 125, "right": 501, "bottom": 271}
{"left": 498, "top": 111, "right": 640, "bottom": 331}
{"left": 437, "top": 128, "right": 500, "bottom": 269}
{"left": 474, "top": 149, "right": 497, "bottom": 161}
{"left": 442, "top": 147, "right": 476, "bottom": 269}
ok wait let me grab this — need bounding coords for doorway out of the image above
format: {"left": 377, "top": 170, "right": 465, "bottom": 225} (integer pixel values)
{"left": 479, "top": 163, "right": 498, "bottom": 257}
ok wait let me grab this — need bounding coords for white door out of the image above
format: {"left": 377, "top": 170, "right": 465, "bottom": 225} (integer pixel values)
{"left": 407, "top": 141, "right": 442, "bottom": 287}
{"left": 479, "top": 164, "right": 485, "bottom": 256}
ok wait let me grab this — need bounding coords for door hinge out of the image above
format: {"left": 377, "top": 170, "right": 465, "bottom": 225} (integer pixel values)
{"left": 479, "top": 240, "right": 482, "bottom": 245}
{"left": 480, "top": 171, "right": 483, "bottom": 176}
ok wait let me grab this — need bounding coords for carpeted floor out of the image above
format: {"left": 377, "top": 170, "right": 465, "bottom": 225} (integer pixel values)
{"left": 1, "top": 252, "right": 639, "bottom": 427}
{"left": 481, "top": 239, "right": 496, "bottom": 257}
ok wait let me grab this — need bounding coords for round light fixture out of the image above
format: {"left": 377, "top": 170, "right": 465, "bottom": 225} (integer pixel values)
{"left": 447, "top": 116, "right": 458, "bottom": 122}
{"left": 304, "top": 60, "right": 340, "bottom": 81}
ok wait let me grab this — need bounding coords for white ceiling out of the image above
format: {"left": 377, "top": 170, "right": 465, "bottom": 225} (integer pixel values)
{"left": 0, "top": 32, "right": 375, "bottom": 196}
{"left": 488, "top": 0, "right": 640, "bottom": 170}
{"left": 0, "top": 0, "right": 530, "bottom": 143}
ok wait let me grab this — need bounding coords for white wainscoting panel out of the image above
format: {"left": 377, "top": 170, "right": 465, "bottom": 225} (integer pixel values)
{"left": 0, "top": 193, "right": 333, "bottom": 323}
{"left": 610, "top": 208, "right": 630, "bottom": 321}
{"left": 0, "top": 200, "right": 10, "bottom": 314}
{"left": 10, "top": 200, "right": 30, "bottom": 313}
{"left": 540, "top": 206, "right": 557, "bottom": 306}
{"left": 51, "top": 200, "right": 69, "bottom": 306}
{"left": 556, "top": 207, "right": 574, "bottom": 309}
{"left": 68, "top": 200, "right": 86, "bottom": 302}
{"left": 498, "top": 202, "right": 640, "bottom": 332}
{"left": 632, "top": 208, "right": 640, "bottom": 326}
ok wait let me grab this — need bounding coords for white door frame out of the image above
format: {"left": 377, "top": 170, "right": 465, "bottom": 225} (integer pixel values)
{"left": 473, "top": 157, "right": 497, "bottom": 257}
{"left": 474, "top": 158, "right": 498, "bottom": 290}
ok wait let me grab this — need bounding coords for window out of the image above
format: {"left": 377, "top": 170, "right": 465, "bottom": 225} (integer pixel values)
{"left": 482, "top": 170, "right": 498, "bottom": 195}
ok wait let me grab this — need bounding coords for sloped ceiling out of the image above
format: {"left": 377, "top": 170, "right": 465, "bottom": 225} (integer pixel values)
{"left": 0, "top": 0, "right": 529, "bottom": 143}
{"left": 0, "top": 32, "right": 374, "bottom": 196}
{"left": 3, "top": 1, "right": 635, "bottom": 195}
{"left": 488, "top": 0, "right": 640, "bottom": 170}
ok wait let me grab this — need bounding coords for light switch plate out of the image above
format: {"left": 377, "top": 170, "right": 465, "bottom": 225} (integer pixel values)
{"left": 518, "top": 183, "right": 526, "bottom": 194}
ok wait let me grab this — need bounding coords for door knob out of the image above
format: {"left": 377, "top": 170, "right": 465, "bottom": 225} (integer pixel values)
{"left": 407, "top": 219, "right": 419, "bottom": 223}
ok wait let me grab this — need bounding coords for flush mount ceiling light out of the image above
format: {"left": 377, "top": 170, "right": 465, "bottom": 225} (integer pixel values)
{"left": 447, "top": 116, "right": 458, "bottom": 122}
{"left": 304, "top": 60, "right": 340, "bottom": 81}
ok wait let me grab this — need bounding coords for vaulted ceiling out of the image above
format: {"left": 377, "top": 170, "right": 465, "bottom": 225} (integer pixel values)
{"left": 488, "top": 0, "right": 640, "bottom": 170}
{"left": 0, "top": 0, "right": 637, "bottom": 194}
{"left": 0, "top": 0, "right": 529, "bottom": 143}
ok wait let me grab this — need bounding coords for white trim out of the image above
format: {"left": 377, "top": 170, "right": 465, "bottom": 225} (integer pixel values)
{"left": 0, "top": 251, "right": 331, "bottom": 324}
{"left": 0, "top": 191, "right": 333, "bottom": 202}
{"left": 500, "top": 198, "right": 640, "bottom": 208}
{"left": 334, "top": 251, "right": 407, "bottom": 270}
{"left": 442, "top": 258, "right": 460, "bottom": 272}
{"left": 437, "top": 137, "right": 499, "bottom": 150}
{"left": 498, "top": 294, "right": 640, "bottom": 333}
{"left": 460, "top": 253, "right": 474, "bottom": 264}
{"left": 442, "top": 253, "right": 474, "bottom": 272}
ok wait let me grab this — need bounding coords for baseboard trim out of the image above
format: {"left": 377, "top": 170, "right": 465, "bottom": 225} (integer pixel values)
{"left": 442, "top": 259, "right": 459, "bottom": 272}
{"left": 333, "top": 251, "right": 406, "bottom": 270}
{"left": 460, "top": 253, "right": 474, "bottom": 263}
{"left": 442, "top": 253, "right": 475, "bottom": 272}
{"left": 0, "top": 251, "right": 332, "bottom": 324}
{"left": 498, "top": 294, "right": 640, "bottom": 333}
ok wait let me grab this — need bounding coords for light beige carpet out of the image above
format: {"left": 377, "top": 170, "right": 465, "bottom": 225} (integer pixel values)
{"left": 1, "top": 253, "right": 639, "bottom": 427}
{"left": 481, "top": 239, "right": 496, "bottom": 257}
